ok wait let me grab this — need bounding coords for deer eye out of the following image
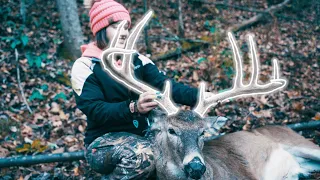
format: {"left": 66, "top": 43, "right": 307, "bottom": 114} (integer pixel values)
{"left": 168, "top": 128, "right": 177, "bottom": 135}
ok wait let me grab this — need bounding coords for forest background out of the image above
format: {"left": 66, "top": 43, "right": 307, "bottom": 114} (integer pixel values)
{"left": 0, "top": 0, "right": 319, "bottom": 179}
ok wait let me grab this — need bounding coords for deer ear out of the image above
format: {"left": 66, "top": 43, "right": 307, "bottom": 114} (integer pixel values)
{"left": 203, "top": 116, "right": 228, "bottom": 140}
{"left": 148, "top": 108, "right": 166, "bottom": 132}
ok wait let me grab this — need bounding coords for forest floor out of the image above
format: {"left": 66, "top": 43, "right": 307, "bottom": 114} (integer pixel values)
{"left": 0, "top": 0, "right": 319, "bottom": 179}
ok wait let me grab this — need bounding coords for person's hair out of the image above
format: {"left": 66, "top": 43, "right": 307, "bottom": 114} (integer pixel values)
{"left": 95, "top": 27, "right": 109, "bottom": 50}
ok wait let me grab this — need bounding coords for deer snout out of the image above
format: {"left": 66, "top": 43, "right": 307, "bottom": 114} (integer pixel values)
{"left": 184, "top": 157, "right": 206, "bottom": 179}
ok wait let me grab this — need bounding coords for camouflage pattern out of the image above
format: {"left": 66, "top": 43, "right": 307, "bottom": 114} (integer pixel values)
{"left": 85, "top": 132, "right": 156, "bottom": 179}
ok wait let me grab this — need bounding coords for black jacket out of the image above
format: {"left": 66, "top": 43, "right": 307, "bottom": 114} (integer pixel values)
{"left": 71, "top": 53, "right": 198, "bottom": 145}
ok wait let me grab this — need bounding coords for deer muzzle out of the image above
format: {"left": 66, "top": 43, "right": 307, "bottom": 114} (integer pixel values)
{"left": 184, "top": 157, "right": 206, "bottom": 179}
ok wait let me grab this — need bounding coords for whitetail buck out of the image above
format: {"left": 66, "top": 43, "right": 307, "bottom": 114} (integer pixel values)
{"left": 147, "top": 109, "right": 320, "bottom": 180}
{"left": 101, "top": 11, "right": 320, "bottom": 180}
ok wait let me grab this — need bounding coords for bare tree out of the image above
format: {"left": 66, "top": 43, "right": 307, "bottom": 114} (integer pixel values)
{"left": 177, "top": 0, "right": 185, "bottom": 37}
{"left": 56, "top": 0, "right": 84, "bottom": 59}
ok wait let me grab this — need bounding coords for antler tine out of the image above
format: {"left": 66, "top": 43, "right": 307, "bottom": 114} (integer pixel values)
{"left": 248, "top": 34, "right": 260, "bottom": 86}
{"left": 272, "top": 58, "right": 280, "bottom": 79}
{"left": 193, "top": 32, "right": 287, "bottom": 117}
{"left": 100, "top": 11, "right": 179, "bottom": 116}
{"left": 229, "top": 32, "right": 244, "bottom": 89}
{"left": 125, "top": 10, "right": 153, "bottom": 50}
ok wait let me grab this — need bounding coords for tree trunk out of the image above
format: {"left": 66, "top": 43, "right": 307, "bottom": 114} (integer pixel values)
{"left": 143, "top": 0, "right": 152, "bottom": 54}
{"left": 20, "top": 0, "right": 26, "bottom": 24}
{"left": 56, "top": 0, "right": 84, "bottom": 59}
{"left": 177, "top": 0, "right": 185, "bottom": 37}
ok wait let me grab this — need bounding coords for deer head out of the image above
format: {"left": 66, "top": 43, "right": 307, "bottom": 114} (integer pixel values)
{"left": 148, "top": 108, "right": 228, "bottom": 179}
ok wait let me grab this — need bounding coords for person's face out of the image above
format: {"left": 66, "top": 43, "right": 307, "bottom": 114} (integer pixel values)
{"left": 106, "top": 20, "right": 129, "bottom": 49}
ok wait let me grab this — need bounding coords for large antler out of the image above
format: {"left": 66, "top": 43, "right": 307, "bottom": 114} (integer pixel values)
{"left": 100, "top": 11, "right": 179, "bottom": 116}
{"left": 193, "top": 32, "right": 287, "bottom": 117}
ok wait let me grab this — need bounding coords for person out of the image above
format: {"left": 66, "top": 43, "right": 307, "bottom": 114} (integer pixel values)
{"left": 71, "top": 0, "right": 199, "bottom": 179}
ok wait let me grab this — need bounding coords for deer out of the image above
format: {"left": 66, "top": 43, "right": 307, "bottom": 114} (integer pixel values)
{"left": 100, "top": 11, "right": 320, "bottom": 180}
{"left": 145, "top": 109, "right": 320, "bottom": 180}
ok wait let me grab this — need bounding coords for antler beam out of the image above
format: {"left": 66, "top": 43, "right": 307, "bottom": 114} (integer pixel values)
{"left": 193, "top": 32, "right": 287, "bottom": 117}
{"left": 100, "top": 11, "right": 179, "bottom": 116}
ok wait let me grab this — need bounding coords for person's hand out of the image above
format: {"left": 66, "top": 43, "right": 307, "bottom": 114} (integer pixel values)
{"left": 137, "top": 92, "right": 159, "bottom": 114}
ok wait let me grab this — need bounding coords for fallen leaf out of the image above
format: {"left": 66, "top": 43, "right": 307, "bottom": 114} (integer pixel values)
{"left": 64, "top": 135, "right": 77, "bottom": 144}
{"left": 10, "top": 126, "right": 17, "bottom": 132}
{"left": 16, "top": 143, "right": 31, "bottom": 153}
{"left": 47, "top": 142, "right": 59, "bottom": 149}
{"left": 50, "top": 102, "right": 60, "bottom": 113}
{"left": 59, "top": 110, "right": 68, "bottom": 120}
{"left": 51, "top": 115, "right": 62, "bottom": 127}
{"left": 199, "top": 62, "right": 208, "bottom": 70}
{"left": 78, "top": 125, "right": 85, "bottom": 133}
{"left": 73, "top": 167, "right": 80, "bottom": 176}
{"left": 21, "top": 125, "right": 33, "bottom": 137}
{"left": 255, "top": 110, "right": 272, "bottom": 118}
{"left": 68, "top": 144, "right": 81, "bottom": 152}
{"left": 23, "top": 173, "right": 32, "bottom": 180}
{"left": 31, "top": 139, "right": 48, "bottom": 152}
{"left": 292, "top": 102, "right": 304, "bottom": 111}
{"left": 208, "top": 55, "right": 216, "bottom": 62}
{"left": 33, "top": 113, "right": 44, "bottom": 122}
{"left": 312, "top": 112, "right": 320, "bottom": 121}
{"left": 193, "top": 71, "right": 199, "bottom": 81}
{"left": 24, "top": 137, "right": 33, "bottom": 144}
{"left": 2, "top": 142, "right": 16, "bottom": 150}
{"left": 52, "top": 147, "right": 65, "bottom": 154}
{"left": 31, "top": 139, "right": 41, "bottom": 149}
{"left": 0, "top": 147, "right": 9, "bottom": 157}
{"left": 284, "top": 90, "right": 301, "bottom": 98}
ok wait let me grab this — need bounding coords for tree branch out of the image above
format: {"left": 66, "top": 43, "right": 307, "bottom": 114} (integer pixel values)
{"left": 177, "top": 0, "right": 185, "bottom": 37}
{"left": 153, "top": 41, "right": 209, "bottom": 61}
{"left": 287, "top": 121, "right": 320, "bottom": 131}
{"left": 228, "top": 0, "right": 291, "bottom": 32}
{"left": 194, "top": 0, "right": 266, "bottom": 13}
{"left": 0, "top": 151, "right": 85, "bottom": 168}
{"left": 149, "top": 36, "right": 211, "bottom": 44}
{"left": 15, "top": 49, "right": 33, "bottom": 114}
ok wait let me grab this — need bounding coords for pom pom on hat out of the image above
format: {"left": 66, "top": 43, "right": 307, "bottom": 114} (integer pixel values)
{"left": 89, "top": 0, "right": 131, "bottom": 36}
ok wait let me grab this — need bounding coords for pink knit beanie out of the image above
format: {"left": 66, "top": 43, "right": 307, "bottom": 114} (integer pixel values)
{"left": 89, "top": 0, "right": 131, "bottom": 36}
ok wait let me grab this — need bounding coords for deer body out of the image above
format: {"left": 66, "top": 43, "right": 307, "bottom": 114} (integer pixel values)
{"left": 202, "top": 126, "right": 320, "bottom": 180}
{"left": 149, "top": 111, "right": 320, "bottom": 180}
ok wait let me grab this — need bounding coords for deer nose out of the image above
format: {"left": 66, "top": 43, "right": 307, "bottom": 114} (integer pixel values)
{"left": 184, "top": 157, "right": 206, "bottom": 179}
